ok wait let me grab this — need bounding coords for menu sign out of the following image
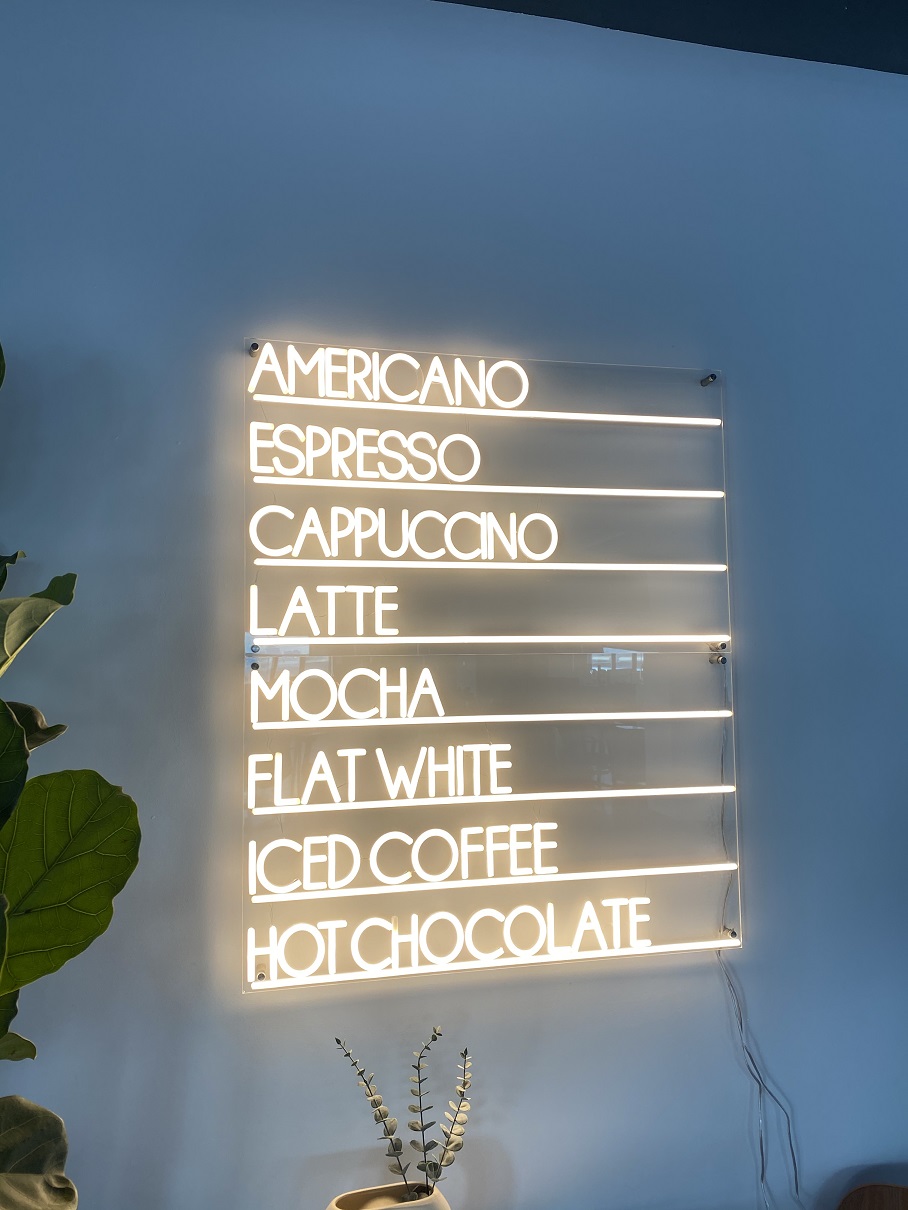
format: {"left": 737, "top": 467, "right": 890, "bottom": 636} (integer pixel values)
{"left": 243, "top": 342, "right": 741, "bottom": 989}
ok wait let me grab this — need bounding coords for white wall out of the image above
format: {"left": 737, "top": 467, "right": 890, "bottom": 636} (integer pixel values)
{"left": 2, "top": 2, "right": 907, "bottom": 1207}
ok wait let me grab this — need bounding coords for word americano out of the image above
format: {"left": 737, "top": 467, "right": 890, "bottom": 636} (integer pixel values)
{"left": 248, "top": 343, "right": 530, "bottom": 409}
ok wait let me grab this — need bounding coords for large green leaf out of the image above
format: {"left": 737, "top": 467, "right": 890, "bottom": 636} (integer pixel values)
{"left": 5, "top": 703, "right": 66, "bottom": 753}
{"left": 0, "top": 1096, "right": 77, "bottom": 1206}
{"left": 0, "top": 771, "right": 140, "bottom": 994}
{"left": 0, "top": 576, "right": 77, "bottom": 679}
{"left": 0, "top": 705, "right": 29, "bottom": 830}
{"left": 0, "top": 552, "right": 25, "bottom": 593}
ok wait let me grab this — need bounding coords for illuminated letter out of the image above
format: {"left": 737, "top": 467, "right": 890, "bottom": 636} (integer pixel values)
{"left": 600, "top": 898, "right": 630, "bottom": 950}
{"left": 249, "top": 505, "right": 294, "bottom": 557}
{"left": 327, "top": 835, "right": 360, "bottom": 889}
{"left": 503, "top": 905, "right": 546, "bottom": 957}
{"left": 329, "top": 507, "right": 356, "bottom": 556}
{"left": 317, "top": 919, "right": 347, "bottom": 975}
{"left": 464, "top": 909, "right": 505, "bottom": 961}
{"left": 437, "top": 433, "right": 481, "bottom": 483}
{"left": 247, "top": 924, "right": 278, "bottom": 983}
{"left": 532, "top": 822, "right": 559, "bottom": 874}
{"left": 444, "top": 512, "right": 482, "bottom": 561}
{"left": 376, "top": 747, "right": 427, "bottom": 799}
{"left": 249, "top": 421, "right": 275, "bottom": 473}
{"left": 249, "top": 584, "right": 277, "bottom": 636}
{"left": 290, "top": 668, "right": 338, "bottom": 721}
{"left": 490, "top": 745, "right": 513, "bottom": 794}
{"left": 337, "top": 747, "right": 366, "bottom": 801}
{"left": 369, "top": 832, "right": 412, "bottom": 885}
{"left": 331, "top": 427, "right": 357, "bottom": 478}
{"left": 379, "top": 353, "right": 420, "bottom": 403}
{"left": 375, "top": 587, "right": 399, "bottom": 635}
{"left": 419, "top": 912, "right": 464, "bottom": 965}
{"left": 484, "top": 824, "right": 510, "bottom": 877}
{"left": 485, "top": 359, "right": 529, "bottom": 409}
{"left": 427, "top": 746, "right": 456, "bottom": 797}
{"left": 273, "top": 752, "right": 300, "bottom": 805}
{"left": 407, "top": 667, "right": 445, "bottom": 718}
{"left": 351, "top": 918, "right": 393, "bottom": 972}
{"left": 271, "top": 423, "right": 306, "bottom": 476}
{"left": 300, "top": 750, "right": 342, "bottom": 805}
{"left": 453, "top": 358, "right": 485, "bottom": 408}
{"left": 277, "top": 922, "right": 326, "bottom": 979}
{"left": 411, "top": 513, "right": 445, "bottom": 563}
{"left": 278, "top": 586, "right": 321, "bottom": 637}
{"left": 338, "top": 667, "right": 380, "bottom": 719}
{"left": 460, "top": 827, "right": 485, "bottom": 878}
{"left": 323, "top": 347, "right": 347, "bottom": 398}
{"left": 508, "top": 823, "right": 534, "bottom": 877}
{"left": 251, "top": 669, "right": 290, "bottom": 724}
{"left": 486, "top": 512, "right": 518, "bottom": 560}
{"left": 392, "top": 914, "right": 419, "bottom": 970}
{"left": 418, "top": 356, "right": 455, "bottom": 406}
{"left": 571, "top": 901, "right": 609, "bottom": 953}
{"left": 248, "top": 342, "right": 289, "bottom": 395}
{"left": 517, "top": 513, "right": 558, "bottom": 561}
{"left": 629, "top": 898, "right": 652, "bottom": 949}
{"left": 285, "top": 345, "right": 323, "bottom": 395}
{"left": 256, "top": 838, "right": 303, "bottom": 895}
{"left": 411, "top": 830, "right": 459, "bottom": 883}
{"left": 347, "top": 349, "right": 374, "bottom": 400}
{"left": 247, "top": 753, "right": 273, "bottom": 809}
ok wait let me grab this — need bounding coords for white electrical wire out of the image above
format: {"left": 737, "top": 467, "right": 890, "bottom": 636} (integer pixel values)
{"left": 716, "top": 663, "right": 806, "bottom": 1209}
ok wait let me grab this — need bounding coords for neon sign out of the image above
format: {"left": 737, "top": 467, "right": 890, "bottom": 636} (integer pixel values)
{"left": 243, "top": 343, "right": 741, "bottom": 989}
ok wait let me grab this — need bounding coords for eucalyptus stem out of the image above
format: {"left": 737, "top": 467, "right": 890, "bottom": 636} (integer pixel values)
{"left": 432, "top": 1048, "right": 472, "bottom": 1191}
{"left": 412, "top": 1030, "right": 440, "bottom": 1188}
{"left": 336, "top": 1038, "right": 411, "bottom": 1197}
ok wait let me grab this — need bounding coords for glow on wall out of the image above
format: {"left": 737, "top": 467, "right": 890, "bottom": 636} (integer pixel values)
{"left": 243, "top": 342, "right": 741, "bottom": 990}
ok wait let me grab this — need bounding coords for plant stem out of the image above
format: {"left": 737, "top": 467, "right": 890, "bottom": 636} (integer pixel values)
{"left": 338, "top": 1041, "right": 411, "bottom": 1197}
{"left": 432, "top": 1049, "right": 470, "bottom": 1191}
{"left": 415, "top": 1037, "right": 434, "bottom": 1187}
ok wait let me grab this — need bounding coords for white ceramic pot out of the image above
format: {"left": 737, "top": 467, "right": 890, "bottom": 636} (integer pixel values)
{"left": 326, "top": 1182, "right": 451, "bottom": 1210}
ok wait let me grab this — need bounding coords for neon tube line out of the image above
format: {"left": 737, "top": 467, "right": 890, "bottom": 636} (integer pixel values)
{"left": 249, "top": 633, "right": 732, "bottom": 646}
{"left": 249, "top": 783, "right": 737, "bottom": 816}
{"left": 251, "top": 394, "right": 722, "bottom": 428}
{"left": 251, "top": 709, "right": 733, "bottom": 731}
{"left": 249, "top": 936, "right": 743, "bottom": 990}
{"left": 251, "top": 860, "right": 738, "bottom": 904}
{"left": 253, "top": 558, "right": 728, "bottom": 572}
{"left": 253, "top": 476, "right": 725, "bottom": 500}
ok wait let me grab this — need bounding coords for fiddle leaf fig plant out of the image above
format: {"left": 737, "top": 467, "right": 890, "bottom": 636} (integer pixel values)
{"left": 0, "top": 342, "right": 142, "bottom": 1206}
{"left": 336, "top": 1028, "right": 472, "bottom": 1201}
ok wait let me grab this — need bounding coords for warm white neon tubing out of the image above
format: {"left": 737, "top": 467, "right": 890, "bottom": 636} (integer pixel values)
{"left": 249, "top": 633, "right": 732, "bottom": 646}
{"left": 249, "top": 782, "right": 737, "bottom": 816}
{"left": 248, "top": 935, "right": 742, "bottom": 990}
{"left": 252, "top": 476, "right": 725, "bottom": 500}
{"left": 251, "top": 860, "right": 737, "bottom": 903}
{"left": 251, "top": 394, "right": 722, "bottom": 428}
{"left": 251, "top": 708, "right": 733, "bottom": 731}
{"left": 253, "top": 558, "right": 728, "bottom": 572}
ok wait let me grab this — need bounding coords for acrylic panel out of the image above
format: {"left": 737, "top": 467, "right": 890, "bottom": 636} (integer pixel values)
{"left": 242, "top": 341, "right": 740, "bottom": 990}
